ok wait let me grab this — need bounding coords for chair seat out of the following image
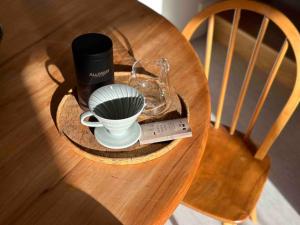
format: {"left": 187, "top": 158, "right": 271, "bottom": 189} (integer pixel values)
{"left": 183, "top": 125, "right": 271, "bottom": 223}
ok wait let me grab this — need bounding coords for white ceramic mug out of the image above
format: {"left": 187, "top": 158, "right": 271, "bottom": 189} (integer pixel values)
{"left": 80, "top": 84, "right": 145, "bottom": 136}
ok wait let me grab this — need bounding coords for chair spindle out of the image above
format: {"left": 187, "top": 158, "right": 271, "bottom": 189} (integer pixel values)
{"left": 215, "top": 8, "right": 241, "bottom": 129}
{"left": 230, "top": 16, "right": 269, "bottom": 134}
{"left": 245, "top": 39, "right": 289, "bottom": 139}
{"left": 256, "top": 94, "right": 299, "bottom": 159}
{"left": 205, "top": 15, "right": 215, "bottom": 79}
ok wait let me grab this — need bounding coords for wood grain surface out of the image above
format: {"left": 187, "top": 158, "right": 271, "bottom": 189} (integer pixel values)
{"left": 0, "top": 0, "right": 210, "bottom": 225}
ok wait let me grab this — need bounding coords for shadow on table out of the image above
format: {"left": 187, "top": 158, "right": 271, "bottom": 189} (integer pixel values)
{"left": 35, "top": 182, "right": 123, "bottom": 225}
{"left": 0, "top": 40, "right": 123, "bottom": 225}
{"left": 0, "top": 1, "right": 133, "bottom": 224}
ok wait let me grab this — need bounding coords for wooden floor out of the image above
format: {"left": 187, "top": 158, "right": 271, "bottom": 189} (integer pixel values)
{"left": 165, "top": 36, "right": 300, "bottom": 225}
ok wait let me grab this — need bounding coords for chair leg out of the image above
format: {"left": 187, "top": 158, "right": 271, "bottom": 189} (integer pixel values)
{"left": 250, "top": 207, "right": 258, "bottom": 224}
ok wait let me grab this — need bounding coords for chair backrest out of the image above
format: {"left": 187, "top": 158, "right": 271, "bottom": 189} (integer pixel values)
{"left": 183, "top": 0, "right": 300, "bottom": 160}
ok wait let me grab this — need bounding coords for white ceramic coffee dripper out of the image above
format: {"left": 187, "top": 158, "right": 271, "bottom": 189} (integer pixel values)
{"left": 80, "top": 84, "right": 145, "bottom": 137}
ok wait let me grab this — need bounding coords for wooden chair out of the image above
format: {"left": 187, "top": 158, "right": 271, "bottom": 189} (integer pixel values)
{"left": 182, "top": 0, "right": 300, "bottom": 224}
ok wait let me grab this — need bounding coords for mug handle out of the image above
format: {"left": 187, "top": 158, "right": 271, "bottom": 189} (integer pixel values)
{"left": 80, "top": 111, "right": 104, "bottom": 127}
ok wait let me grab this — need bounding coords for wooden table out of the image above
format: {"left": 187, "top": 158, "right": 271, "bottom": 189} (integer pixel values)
{"left": 0, "top": 0, "right": 210, "bottom": 224}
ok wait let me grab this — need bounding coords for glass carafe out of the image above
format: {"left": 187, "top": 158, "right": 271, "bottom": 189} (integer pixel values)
{"left": 129, "top": 58, "right": 171, "bottom": 116}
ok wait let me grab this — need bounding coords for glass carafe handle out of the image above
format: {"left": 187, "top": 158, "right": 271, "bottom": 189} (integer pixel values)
{"left": 158, "top": 58, "right": 170, "bottom": 97}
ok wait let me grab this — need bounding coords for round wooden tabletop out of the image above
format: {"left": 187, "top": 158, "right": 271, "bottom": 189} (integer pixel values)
{"left": 0, "top": 0, "right": 210, "bottom": 224}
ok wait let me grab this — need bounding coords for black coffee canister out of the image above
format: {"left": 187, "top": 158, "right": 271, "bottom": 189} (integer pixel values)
{"left": 72, "top": 33, "right": 114, "bottom": 109}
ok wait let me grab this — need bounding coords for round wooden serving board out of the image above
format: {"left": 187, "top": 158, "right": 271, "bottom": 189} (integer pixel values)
{"left": 56, "top": 72, "right": 189, "bottom": 164}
